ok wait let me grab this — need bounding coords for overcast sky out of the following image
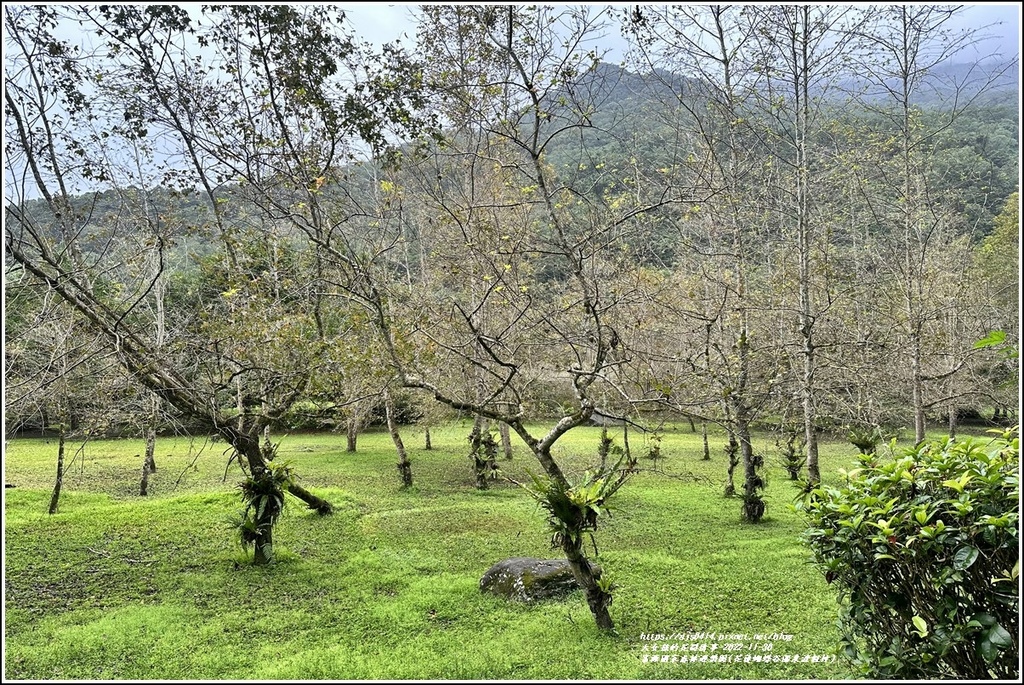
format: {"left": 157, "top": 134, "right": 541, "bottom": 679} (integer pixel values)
{"left": 338, "top": 3, "right": 1022, "bottom": 64}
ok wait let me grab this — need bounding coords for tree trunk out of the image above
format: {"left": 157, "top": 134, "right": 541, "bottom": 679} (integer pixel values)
{"left": 701, "top": 421, "right": 710, "bottom": 461}
{"left": 724, "top": 429, "right": 738, "bottom": 497}
{"left": 481, "top": 430, "right": 498, "bottom": 483}
{"left": 287, "top": 481, "right": 333, "bottom": 515}
{"left": 948, "top": 404, "right": 957, "bottom": 439}
{"left": 424, "top": 426, "right": 432, "bottom": 450}
{"left": 262, "top": 422, "right": 273, "bottom": 460}
{"left": 737, "top": 413, "right": 765, "bottom": 523}
{"left": 912, "top": 352, "right": 926, "bottom": 443}
{"left": 622, "top": 422, "right": 631, "bottom": 461}
{"left": 529, "top": 440, "right": 615, "bottom": 632}
{"left": 686, "top": 414, "right": 696, "bottom": 432}
{"left": 561, "top": 528, "right": 614, "bottom": 631}
{"left": 469, "top": 414, "right": 488, "bottom": 489}
{"left": 253, "top": 524, "right": 273, "bottom": 565}
{"left": 384, "top": 389, "right": 413, "bottom": 487}
{"left": 346, "top": 413, "right": 359, "bottom": 452}
{"left": 500, "top": 422, "right": 512, "bottom": 460}
{"left": 140, "top": 425, "right": 156, "bottom": 496}
{"left": 794, "top": 7, "right": 821, "bottom": 487}
{"left": 801, "top": 337, "right": 820, "bottom": 483}
{"left": 141, "top": 395, "right": 159, "bottom": 496}
{"left": 48, "top": 428, "right": 66, "bottom": 515}
{"left": 235, "top": 376, "right": 245, "bottom": 432}
{"left": 227, "top": 421, "right": 331, "bottom": 565}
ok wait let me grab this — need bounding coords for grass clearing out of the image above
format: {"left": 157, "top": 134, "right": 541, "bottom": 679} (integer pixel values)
{"left": 3, "top": 421, "right": 982, "bottom": 679}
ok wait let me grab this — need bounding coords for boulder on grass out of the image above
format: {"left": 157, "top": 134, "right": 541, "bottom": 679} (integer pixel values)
{"left": 480, "top": 557, "right": 597, "bottom": 602}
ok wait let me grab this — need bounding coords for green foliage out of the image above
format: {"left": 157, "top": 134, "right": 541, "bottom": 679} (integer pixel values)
{"left": 516, "top": 453, "right": 635, "bottom": 549}
{"left": 234, "top": 461, "right": 295, "bottom": 556}
{"left": 845, "top": 423, "right": 886, "bottom": 455}
{"left": 974, "top": 329, "right": 1018, "bottom": 361}
{"left": 796, "top": 428, "right": 1020, "bottom": 679}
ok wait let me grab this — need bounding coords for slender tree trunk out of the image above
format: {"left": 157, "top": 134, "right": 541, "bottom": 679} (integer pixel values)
{"left": 622, "top": 422, "right": 631, "bottom": 461}
{"left": 140, "top": 397, "right": 158, "bottom": 496}
{"left": 686, "top": 414, "right": 696, "bottom": 432}
{"left": 424, "top": 426, "right": 432, "bottom": 450}
{"left": 500, "top": 422, "right": 512, "bottom": 459}
{"left": 898, "top": 21, "right": 927, "bottom": 447}
{"left": 912, "top": 341, "right": 926, "bottom": 443}
{"left": 346, "top": 411, "right": 359, "bottom": 452}
{"left": 948, "top": 404, "right": 957, "bottom": 440}
{"left": 384, "top": 389, "right": 413, "bottom": 487}
{"left": 145, "top": 261, "right": 165, "bottom": 494}
{"left": 235, "top": 376, "right": 245, "bottom": 432}
{"left": 701, "top": 421, "right": 710, "bottom": 461}
{"left": 794, "top": 6, "right": 821, "bottom": 486}
{"left": 481, "top": 429, "right": 498, "bottom": 483}
{"left": 801, "top": 325, "right": 821, "bottom": 482}
{"left": 140, "top": 426, "right": 156, "bottom": 496}
{"left": 48, "top": 426, "right": 66, "bottom": 515}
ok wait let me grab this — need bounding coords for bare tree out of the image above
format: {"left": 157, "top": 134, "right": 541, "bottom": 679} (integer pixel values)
{"left": 349, "top": 5, "right": 701, "bottom": 631}
{"left": 4, "top": 5, "right": 427, "bottom": 561}
{"left": 849, "top": 5, "right": 1015, "bottom": 442}
{"left": 627, "top": 5, "right": 781, "bottom": 520}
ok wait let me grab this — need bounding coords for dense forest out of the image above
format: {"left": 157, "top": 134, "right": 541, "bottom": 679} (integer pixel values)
{"left": 4, "top": 4, "right": 1020, "bottom": 634}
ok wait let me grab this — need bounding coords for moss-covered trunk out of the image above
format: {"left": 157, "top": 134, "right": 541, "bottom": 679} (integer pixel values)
{"left": 468, "top": 415, "right": 496, "bottom": 489}
{"left": 252, "top": 522, "right": 273, "bottom": 566}
{"left": 533, "top": 439, "right": 616, "bottom": 632}
{"left": 561, "top": 534, "right": 613, "bottom": 631}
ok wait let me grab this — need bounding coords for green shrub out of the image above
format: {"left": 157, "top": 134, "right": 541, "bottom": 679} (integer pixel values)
{"left": 796, "top": 428, "right": 1019, "bottom": 679}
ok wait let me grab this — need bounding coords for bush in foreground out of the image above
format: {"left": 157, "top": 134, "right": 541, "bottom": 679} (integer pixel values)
{"left": 797, "top": 428, "right": 1019, "bottom": 679}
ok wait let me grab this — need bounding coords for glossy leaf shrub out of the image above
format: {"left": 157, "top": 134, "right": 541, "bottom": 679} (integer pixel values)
{"left": 796, "top": 428, "right": 1019, "bottom": 679}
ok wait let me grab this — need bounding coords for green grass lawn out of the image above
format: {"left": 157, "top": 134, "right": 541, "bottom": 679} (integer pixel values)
{"left": 2, "top": 421, "right": 981, "bottom": 680}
